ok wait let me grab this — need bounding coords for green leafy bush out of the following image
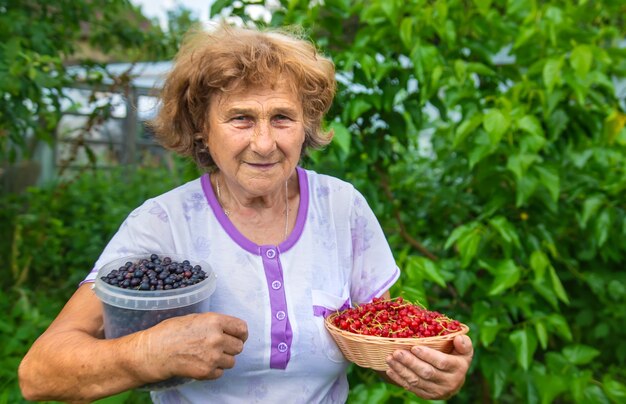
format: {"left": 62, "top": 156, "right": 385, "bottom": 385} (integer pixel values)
{"left": 216, "top": 0, "right": 626, "bottom": 402}
{"left": 0, "top": 161, "right": 198, "bottom": 403}
{"left": 0, "top": 0, "right": 171, "bottom": 163}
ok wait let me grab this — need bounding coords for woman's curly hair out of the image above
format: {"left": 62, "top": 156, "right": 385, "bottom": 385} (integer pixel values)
{"left": 149, "top": 22, "right": 336, "bottom": 170}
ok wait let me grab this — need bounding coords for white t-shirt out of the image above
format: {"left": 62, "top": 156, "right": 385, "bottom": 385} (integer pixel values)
{"left": 84, "top": 167, "right": 400, "bottom": 403}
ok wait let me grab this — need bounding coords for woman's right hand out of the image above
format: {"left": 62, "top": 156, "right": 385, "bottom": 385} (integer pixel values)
{"left": 133, "top": 311, "right": 248, "bottom": 381}
{"left": 19, "top": 284, "right": 247, "bottom": 403}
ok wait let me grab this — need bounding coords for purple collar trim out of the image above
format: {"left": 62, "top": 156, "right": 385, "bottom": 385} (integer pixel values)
{"left": 200, "top": 167, "right": 309, "bottom": 255}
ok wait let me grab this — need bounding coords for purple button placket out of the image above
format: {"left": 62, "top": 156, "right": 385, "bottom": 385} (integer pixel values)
{"left": 260, "top": 245, "right": 293, "bottom": 369}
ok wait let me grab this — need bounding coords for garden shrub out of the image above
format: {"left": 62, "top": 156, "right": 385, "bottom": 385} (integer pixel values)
{"left": 217, "top": 0, "right": 626, "bottom": 402}
{"left": 0, "top": 160, "right": 198, "bottom": 403}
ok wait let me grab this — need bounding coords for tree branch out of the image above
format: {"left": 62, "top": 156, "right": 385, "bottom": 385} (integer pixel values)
{"left": 376, "top": 168, "right": 438, "bottom": 261}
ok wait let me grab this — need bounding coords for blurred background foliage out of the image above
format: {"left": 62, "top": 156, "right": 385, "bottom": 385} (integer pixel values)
{"left": 2, "top": 0, "right": 626, "bottom": 403}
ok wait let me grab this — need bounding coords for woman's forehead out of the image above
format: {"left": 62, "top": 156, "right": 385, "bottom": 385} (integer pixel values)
{"left": 213, "top": 81, "right": 301, "bottom": 110}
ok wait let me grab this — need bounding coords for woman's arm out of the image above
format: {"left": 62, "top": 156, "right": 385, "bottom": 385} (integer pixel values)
{"left": 19, "top": 284, "right": 248, "bottom": 403}
{"left": 374, "top": 290, "right": 474, "bottom": 400}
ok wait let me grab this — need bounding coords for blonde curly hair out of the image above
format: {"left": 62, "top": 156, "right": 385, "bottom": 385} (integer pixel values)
{"left": 149, "top": 22, "right": 336, "bottom": 170}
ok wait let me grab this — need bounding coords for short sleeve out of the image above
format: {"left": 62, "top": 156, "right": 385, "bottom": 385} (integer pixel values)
{"left": 82, "top": 199, "right": 176, "bottom": 283}
{"left": 348, "top": 189, "right": 400, "bottom": 304}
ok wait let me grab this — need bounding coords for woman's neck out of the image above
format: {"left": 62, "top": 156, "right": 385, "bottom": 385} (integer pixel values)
{"left": 213, "top": 171, "right": 298, "bottom": 245}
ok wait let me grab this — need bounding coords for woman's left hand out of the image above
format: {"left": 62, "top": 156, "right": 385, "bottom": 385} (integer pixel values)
{"left": 385, "top": 334, "right": 474, "bottom": 400}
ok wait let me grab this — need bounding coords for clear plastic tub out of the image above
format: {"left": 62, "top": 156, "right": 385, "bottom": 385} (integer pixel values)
{"left": 93, "top": 253, "right": 217, "bottom": 390}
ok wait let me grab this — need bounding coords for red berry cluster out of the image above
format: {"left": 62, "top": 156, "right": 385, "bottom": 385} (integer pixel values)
{"left": 331, "top": 297, "right": 461, "bottom": 338}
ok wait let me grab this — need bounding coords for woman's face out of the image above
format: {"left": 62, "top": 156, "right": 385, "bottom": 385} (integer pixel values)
{"left": 206, "top": 81, "right": 305, "bottom": 198}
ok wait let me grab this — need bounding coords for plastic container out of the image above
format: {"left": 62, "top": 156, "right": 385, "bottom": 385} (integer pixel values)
{"left": 93, "top": 253, "right": 217, "bottom": 390}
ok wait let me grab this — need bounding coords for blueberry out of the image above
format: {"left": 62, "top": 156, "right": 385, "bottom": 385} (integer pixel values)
{"left": 104, "top": 256, "right": 207, "bottom": 290}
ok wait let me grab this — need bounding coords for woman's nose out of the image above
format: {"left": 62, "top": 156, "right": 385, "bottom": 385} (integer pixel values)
{"left": 250, "top": 121, "right": 277, "bottom": 155}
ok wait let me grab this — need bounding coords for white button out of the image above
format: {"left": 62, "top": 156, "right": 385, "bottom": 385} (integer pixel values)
{"left": 271, "top": 280, "right": 282, "bottom": 290}
{"left": 276, "top": 311, "right": 286, "bottom": 320}
{"left": 277, "top": 342, "right": 288, "bottom": 352}
{"left": 266, "top": 249, "right": 276, "bottom": 259}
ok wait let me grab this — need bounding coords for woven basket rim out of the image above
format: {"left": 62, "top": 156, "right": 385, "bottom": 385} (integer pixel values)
{"left": 324, "top": 311, "right": 469, "bottom": 344}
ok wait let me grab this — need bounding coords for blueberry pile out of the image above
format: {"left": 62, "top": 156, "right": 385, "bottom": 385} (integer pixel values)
{"left": 99, "top": 254, "right": 210, "bottom": 390}
{"left": 100, "top": 254, "right": 207, "bottom": 291}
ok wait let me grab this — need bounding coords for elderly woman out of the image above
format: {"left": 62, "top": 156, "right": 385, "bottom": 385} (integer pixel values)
{"left": 18, "top": 23, "right": 473, "bottom": 403}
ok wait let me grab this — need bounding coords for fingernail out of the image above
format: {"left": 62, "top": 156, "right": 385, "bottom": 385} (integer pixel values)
{"left": 411, "top": 346, "right": 421, "bottom": 355}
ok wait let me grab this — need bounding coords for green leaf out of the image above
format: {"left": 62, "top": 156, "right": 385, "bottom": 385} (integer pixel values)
{"left": 455, "top": 59, "right": 467, "bottom": 82}
{"left": 530, "top": 250, "right": 549, "bottom": 280}
{"left": 535, "top": 321, "right": 548, "bottom": 349}
{"left": 348, "top": 98, "right": 372, "bottom": 121}
{"left": 444, "top": 223, "right": 476, "bottom": 250}
{"left": 513, "top": 25, "right": 536, "bottom": 49}
{"left": 358, "top": 53, "right": 376, "bottom": 82}
{"left": 562, "top": 344, "right": 600, "bottom": 365}
{"left": 430, "top": 65, "right": 443, "bottom": 91}
{"left": 467, "top": 62, "right": 496, "bottom": 76}
{"left": 543, "top": 57, "right": 563, "bottom": 93}
{"left": 380, "top": 0, "right": 398, "bottom": 21}
{"left": 534, "top": 373, "right": 569, "bottom": 404}
{"left": 602, "top": 375, "right": 626, "bottom": 403}
{"left": 480, "top": 318, "right": 500, "bottom": 347}
{"left": 546, "top": 314, "right": 573, "bottom": 341}
{"left": 489, "top": 216, "right": 521, "bottom": 248}
{"left": 488, "top": 259, "right": 521, "bottom": 295}
{"left": 581, "top": 195, "right": 605, "bottom": 228}
{"left": 483, "top": 109, "right": 510, "bottom": 146}
{"left": 547, "top": 109, "right": 569, "bottom": 140}
{"left": 608, "top": 279, "right": 626, "bottom": 301}
{"left": 210, "top": 0, "right": 232, "bottom": 17}
{"left": 570, "top": 44, "right": 593, "bottom": 78}
{"left": 594, "top": 209, "right": 612, "bottom": 247}
{"left": 397, "top": 285, "right": 426, "bottom": 305}
{"left": 570, "top": 149, "right": 593, "bottom": 168}
{"left": 411, "top": 44, "right": 439, "bottom": 83}
{"left": 399, "top": 17, "right": 413, "bottom": 50}
{"left": 472, "top": 0, "right": 494, "bottom": 15}
{"left": 603, "top": 110, "right": 626, "bottom": 144}
{"left": 509, "top": 328, "right": 537, "bottom": 371}
{"left": 85, "top": 145, "right": 97, "bottom": 165}
{"left": 582, "top": 385, "right": 610, "bottom": 404}
{"left": 515, "top": 174, "right": 539, "bottom": 207}
{"left": 571, "top": 371, "right": 595, "bottom": 403}
{"left": 457, "top": 227, "right": 482, "bottom": 268}
{"left": 454, "top": 114, "right": 483, "bottom": 147}
{"left": 548, "top": 265, "right": 569, "bottom": 304}
{"left": 507, "top": 153, "right": 539, "bottom": 180}
{"left": 469, "top": 130, "right": 496, "bottom": 168}
{"left": 454, "top": 269, "right": 476, "bottom": 297}
{"left": 593, "top": 322, "right": 610, "bottom": 339}
{"left": 480, "top": 353, "right": 510, "bottom": 398}
{"left": 534, "top": 166, "right": 560, "bottom": 203}
{"left": 392, "top": 88, "right": 408, "bottom": 106}
{"left": 532, "top": 279, "right": 559, "bottom": 309}
{"left": 520, "top": 132, "right": 547, "bottom": 154}
{"left": 328, "top": 120, "right": 351, "bottom": 154}
{"left": 355, "top": 381, "right": 391, "bottom": 403}
{"left": 518, "top": 115, "right": 545, "bottom": 138}
{"left": 407, "top": 256, "right": 446, "bottom": 288}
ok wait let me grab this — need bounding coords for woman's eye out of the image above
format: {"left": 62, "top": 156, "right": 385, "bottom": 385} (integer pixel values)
{"left": 231, "top": 116, "right": 253, "bottom": 126}
{"left": 273, "top": 114, "right": 291, "bottom": 123}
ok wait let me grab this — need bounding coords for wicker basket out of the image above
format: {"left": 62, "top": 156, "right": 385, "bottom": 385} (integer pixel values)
{"left": 324, "top": 312, "right": 470, "bottom": 371}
